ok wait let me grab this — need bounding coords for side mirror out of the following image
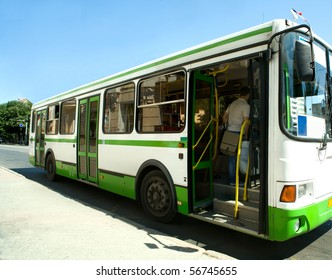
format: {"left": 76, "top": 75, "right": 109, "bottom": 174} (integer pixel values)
{"left": 295, "top": 40, "right": 315, "bottom": 82}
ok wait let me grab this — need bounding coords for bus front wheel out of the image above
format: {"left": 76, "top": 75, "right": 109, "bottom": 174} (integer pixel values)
{"left": 46, "top": 154, "right": 57, "bottom": 182}
{"left": 140, "top": 170, "right": 176, "bottom": 223}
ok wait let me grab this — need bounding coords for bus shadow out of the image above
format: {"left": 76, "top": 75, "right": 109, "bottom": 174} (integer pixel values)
{"left": 11, "top": 167, "right": 332, "bottom": 260}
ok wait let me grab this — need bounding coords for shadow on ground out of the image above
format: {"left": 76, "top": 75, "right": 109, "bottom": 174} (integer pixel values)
{"left": 11, "top": 167, "right": 332, "bottom": 260}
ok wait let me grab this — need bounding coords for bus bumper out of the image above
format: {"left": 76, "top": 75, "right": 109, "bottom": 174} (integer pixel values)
{"left": 268, "top": 196, "right": 332, "bottom": 241}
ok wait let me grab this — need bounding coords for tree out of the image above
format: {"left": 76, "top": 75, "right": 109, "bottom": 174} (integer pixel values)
{"left": 0, "top": 100, "right": 32, "bottom": 144}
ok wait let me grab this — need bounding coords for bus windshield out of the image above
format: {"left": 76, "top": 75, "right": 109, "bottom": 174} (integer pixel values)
{"left": 280, "top": 32, "right": 331, "bottom": 139}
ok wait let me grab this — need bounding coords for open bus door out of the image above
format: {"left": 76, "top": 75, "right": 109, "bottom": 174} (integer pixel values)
{"left": 78, "top": 96, "right": 99, "bottom": 184}
{"left": 190, "top": 71, "right": 215, "bottom": 210}
{"left": 35, "top": 109, "right": 46, "bottom": 167}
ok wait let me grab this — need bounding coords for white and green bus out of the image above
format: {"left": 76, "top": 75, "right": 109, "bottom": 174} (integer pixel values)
{"left": 29, "top": 19, "right": 332, "bottom": 241}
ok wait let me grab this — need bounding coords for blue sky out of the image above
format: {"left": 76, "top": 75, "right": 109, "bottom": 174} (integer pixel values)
{"left": 0, "top": 0, "right": 331, "bottom": 104}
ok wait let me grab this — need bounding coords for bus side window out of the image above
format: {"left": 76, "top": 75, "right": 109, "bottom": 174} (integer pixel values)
{"left": 47, "top": 104, "right": 59, "bottom": 135}
{"left": 60, "top": 99, "right": 76, "bottom": 134}
{"left": 103, "top": 82, "right": 135, "bottom": 134}
{"left": 138, "top": 71, "right": 185, "bottom": 133}
{"left": 31, "top": 110, "right": 36, "bottom": 133}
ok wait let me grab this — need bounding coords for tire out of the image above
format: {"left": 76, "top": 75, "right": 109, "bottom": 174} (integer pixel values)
{"left": 140, "top": 170, "right": 176, "bottom": 223}
{"left": 46, "top": 154, "right": 57, "bottom": 182}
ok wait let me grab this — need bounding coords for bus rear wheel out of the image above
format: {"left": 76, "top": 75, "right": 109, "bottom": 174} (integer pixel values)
{"left": 46, "top": 154, "right": 57, "bottom": 182}
{"left": 140, "top": 170, "right": 176, "bottom": 223}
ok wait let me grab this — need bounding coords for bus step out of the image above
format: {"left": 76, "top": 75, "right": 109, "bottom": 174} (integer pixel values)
{"left": 214, "top": 182, "right": 260, "bottom": 203}
{"left": 213, "top": 198, "right": 259, "bottom": 222}
{"left": 190, "top": 209, "right": 259, "bottom": 233}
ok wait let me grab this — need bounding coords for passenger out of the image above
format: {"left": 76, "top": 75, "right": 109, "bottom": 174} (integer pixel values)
{"left": 222, "top": 86, "right": 250, "bottom": 185}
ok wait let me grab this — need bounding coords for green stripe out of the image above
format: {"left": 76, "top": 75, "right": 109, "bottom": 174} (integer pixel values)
{"left": 45, "top": 138, "right": 76, "bottom": 143}
{"left": 283, "top": 64, "right": 291, "bottom": 129}
{"left": 99, "top": 139, "right": 186, "bottom": 148}
{"left": 37, "top": 137, "right": 188, "bottom": 147}
{"left": 34, "top": 26, "right": 272, "bottom": 106}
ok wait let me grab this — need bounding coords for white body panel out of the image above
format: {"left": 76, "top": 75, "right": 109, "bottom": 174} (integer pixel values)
{"left": 98, "top": 141, "right": 188, "bottom": 187}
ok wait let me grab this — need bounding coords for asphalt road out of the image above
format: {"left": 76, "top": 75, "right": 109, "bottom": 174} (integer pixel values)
{"left": 0, "top": 144, "right": 331, "bottom": 260}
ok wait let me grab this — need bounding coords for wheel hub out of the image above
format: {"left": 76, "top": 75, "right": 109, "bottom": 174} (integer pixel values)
{"left": 147, "top": 181, "right": 168, "bottom": 210}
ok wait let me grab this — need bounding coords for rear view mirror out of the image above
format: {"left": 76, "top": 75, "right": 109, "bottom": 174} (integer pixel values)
{"left": 295, "top": 40, "right": 315, "bottom": 82}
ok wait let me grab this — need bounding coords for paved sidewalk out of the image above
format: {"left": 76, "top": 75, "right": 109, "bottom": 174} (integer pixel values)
{"left": 0, "top": 167, "right": 233, "bottom": 260}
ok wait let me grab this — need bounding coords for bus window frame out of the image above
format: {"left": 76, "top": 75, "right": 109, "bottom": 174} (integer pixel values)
{"left": 46, "top": 103, "right": 60, "bottom": 135}
{"left": 137, "top": 70, "right": 186, "bottom": 134}
{"left": 31, "top": 110, "right": 36, "bottom": 134}
{"left": 59, "top": 98, "right": 76, "bottom": 135}
{"left": 103, "top": 81, "right": 135, "bottom": 134}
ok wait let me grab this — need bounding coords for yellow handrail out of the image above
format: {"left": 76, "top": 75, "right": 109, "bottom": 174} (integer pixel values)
{"left": 193, "top": 118, "right": 213, "bottom": 149}
{"left": 192, "top": 118, "right": 213, "bottom": 170}
{"left": 234, "top": 119, "right": 250, "bottom": 219}
{"left": 192, "top": 134, "right": 213, "bottom": 170}
{"left": 207, "top": 65, "right": 230, "bottom": 161}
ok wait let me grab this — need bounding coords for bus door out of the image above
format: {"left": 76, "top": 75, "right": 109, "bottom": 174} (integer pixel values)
{"left": 35, "top": 109, "right": 46, "bottom": 167}
{"left": 191, "top": 71, "right": 214, "bottom": 209}
{"left": 78, "top": 96, "right": 99, "bottom": 184}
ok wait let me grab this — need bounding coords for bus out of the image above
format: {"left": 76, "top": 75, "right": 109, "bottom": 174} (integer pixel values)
{"left": 29, "top": 19, "right": 332, "bottom": 241}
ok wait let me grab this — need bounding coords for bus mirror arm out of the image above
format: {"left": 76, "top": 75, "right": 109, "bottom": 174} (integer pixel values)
{"left": 309, "top": 27, "right": 316, "bottom": 71}
{"left": 267, "top": 48, "right": 273, "bottom": 61}
{"left": 319, "top": 132, "right": 327, "bottom": 152}
{"left": 267, "top": 23, "right": 315, "bottom": 82}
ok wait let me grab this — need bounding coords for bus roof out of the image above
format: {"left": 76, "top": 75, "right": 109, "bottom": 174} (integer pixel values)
{"left": 32, "top": 19, "right": 312, "bottom": 109}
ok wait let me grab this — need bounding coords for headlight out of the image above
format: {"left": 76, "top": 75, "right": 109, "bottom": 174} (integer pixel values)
{"left": 298, "top": 184, "right": 307, "bottom": 198}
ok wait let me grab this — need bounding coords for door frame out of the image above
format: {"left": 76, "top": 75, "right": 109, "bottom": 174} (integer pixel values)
{"left": 77, "top": 95, "right": 100, "bottom": 184}
{"left": 190, "top": 70, "right": 215, "bottom": 209}
{"left": 35, "top": 109, "right": 46, "bottom": 167}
